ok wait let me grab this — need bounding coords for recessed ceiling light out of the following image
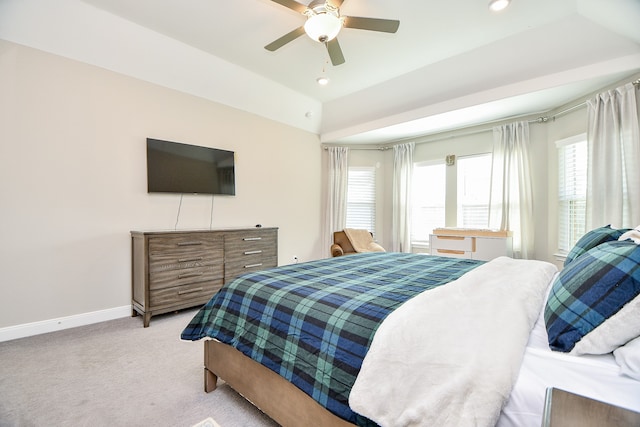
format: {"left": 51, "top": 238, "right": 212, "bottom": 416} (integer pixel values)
{"left": 316, "top": 76, "right": 330, "bottom": 86}
{"left": 488, "top": 0, "right": 511, "bottom": 12}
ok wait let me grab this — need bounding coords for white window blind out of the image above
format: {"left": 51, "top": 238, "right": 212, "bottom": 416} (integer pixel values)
{"left": 556, "top": 134, "right": 587, "bottom": 253}
{"left": 411, "top": 162, "right": 446, "bottom": 243}
{"left": 346, "top": 167, "right": 376, "bottom": 234}
{"left": 457, "top": 154, "right": 492, "bottom": 229}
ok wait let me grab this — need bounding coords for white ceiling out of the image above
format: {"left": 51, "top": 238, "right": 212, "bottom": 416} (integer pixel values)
{"left": 3, "top": 0, "right": 640, "bottom": 143}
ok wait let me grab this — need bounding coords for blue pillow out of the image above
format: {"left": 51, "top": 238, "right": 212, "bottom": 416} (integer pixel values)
{"left": 545, "top": 240, "right": 640, "bottom": 353}
{"left": 564, "top": 225, "right": 628, "bottom": 266}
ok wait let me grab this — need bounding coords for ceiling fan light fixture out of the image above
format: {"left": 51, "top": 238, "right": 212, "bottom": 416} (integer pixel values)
{"left": 488, "top": 0, "right": 511, "bottom": 12}
{"left": 304, "top": 13, "right": 342, "bottom": 43}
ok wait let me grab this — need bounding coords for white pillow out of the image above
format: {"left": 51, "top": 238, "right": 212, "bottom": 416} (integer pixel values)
{"left": 613, "top": 336, "right": 640, "bottom": 380}
{"left": 619, "top": 227, "right": 640, "bottom": 244}
{"left": 571, "top": 295, "right": 640, "bottom": 355}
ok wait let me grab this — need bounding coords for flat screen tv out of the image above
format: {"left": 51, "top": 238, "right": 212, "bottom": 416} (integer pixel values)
{"left": 146, "top": 138, "right": 235, "bottom": 195}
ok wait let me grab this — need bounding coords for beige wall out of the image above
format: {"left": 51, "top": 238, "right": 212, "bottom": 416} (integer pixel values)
{"left": 0, "top": 40, "right": 322, "bottom": 329}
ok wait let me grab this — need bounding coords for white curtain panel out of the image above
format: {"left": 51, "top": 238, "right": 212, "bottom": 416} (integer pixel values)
{"left": 489, "top": 121, "right": 534, "bottom": 259}
{"left": 586, "top": 82, "right": 640, "bottom": 229}
{"left": 392, "top": 142, "right": 414, "bottom": 253}
{"left": 324, "top": 146, "right": 349, "bottom": 256}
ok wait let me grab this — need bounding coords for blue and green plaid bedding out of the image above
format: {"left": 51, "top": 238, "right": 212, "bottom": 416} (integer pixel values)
{"left": 545, "top": 240, "right": 640, "bottom": 352}
{"left": 181, "top": 252, "right": 482, "bottom": 424}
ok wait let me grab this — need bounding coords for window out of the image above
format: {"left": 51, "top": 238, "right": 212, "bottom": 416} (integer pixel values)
{"left": 411, "top": 161, "right": 446, "bottom": 243}
{"left": 346, "top": 167, "right": 376, "bottom": 234}
{"left": 457, "top": 154, "right": 492, "bottom": 228}
{"left": 557, "top": 134, "right": 587, "bottom": 253}
{"left": 411, "top": 154, "right": 492, "bottom": 246}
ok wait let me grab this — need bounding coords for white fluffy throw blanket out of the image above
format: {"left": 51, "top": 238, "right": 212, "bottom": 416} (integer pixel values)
{"left": 349, "top": 257, "right": 557, "bottom": 427}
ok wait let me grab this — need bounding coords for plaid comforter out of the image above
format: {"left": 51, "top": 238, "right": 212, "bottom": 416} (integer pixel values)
{"left": 181, "top": 252, "right": 482, "bottom": 425}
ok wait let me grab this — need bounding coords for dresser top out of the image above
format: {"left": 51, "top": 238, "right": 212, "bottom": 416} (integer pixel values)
{"left": 131, "top": 227, "right": 278, "bottom": 236}
{"left": 432, "top": 228, "right": 512, "bottom": 238}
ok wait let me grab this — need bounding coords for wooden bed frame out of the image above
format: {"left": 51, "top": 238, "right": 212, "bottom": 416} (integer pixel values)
{"left": 204, "top": 339, "right": 354, "bottom": 427}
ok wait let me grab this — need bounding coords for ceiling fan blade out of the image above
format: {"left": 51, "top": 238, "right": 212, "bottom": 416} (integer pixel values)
{"left": 343, "top": 16, "right": 400, "bottom": 33}
{"left": 265, "top": 26, "right": 306, "bottom": 51}
{"left": 326, "top": 38, "right": 345, "bottom": 66}
{"left": 269, "top": 0, "right": 308, "bottom": 14}
{"left": 328, "top": 0, "right": 345, "bottom": 7}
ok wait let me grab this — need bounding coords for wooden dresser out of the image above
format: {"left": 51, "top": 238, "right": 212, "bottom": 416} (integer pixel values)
{"left": 131, "top": 227, "right": 278, "bottom": 327}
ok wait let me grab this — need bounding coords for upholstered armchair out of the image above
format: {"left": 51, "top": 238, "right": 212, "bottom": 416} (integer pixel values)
{"left": 331, "top": 229, "right": 385, "bottom": 257}
{"left": 331, "top": 231, "right": 359, "bottom": 257}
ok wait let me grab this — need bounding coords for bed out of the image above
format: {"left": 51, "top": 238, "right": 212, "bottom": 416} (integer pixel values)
{"left": 181, "top": 228, "right": 640, "bottom": 427}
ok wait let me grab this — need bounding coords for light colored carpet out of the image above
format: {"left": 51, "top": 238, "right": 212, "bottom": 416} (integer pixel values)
{"left": 0, "top": 309, "right": 279, "bottom": 427}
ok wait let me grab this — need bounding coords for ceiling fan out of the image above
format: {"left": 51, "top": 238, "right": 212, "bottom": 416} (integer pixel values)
{"left": 264, "top": 0, "right": 400, "bottom": 66}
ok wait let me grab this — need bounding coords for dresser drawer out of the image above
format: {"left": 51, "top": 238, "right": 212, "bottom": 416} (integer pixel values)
{"left": 430, "top": 235, "right": 475, "bottom": 252}
{"left": 149, "top": 234, "right": 223, "bottom": 264}
{"left": 431, "top": 248, "right": 473, "bottom": 259}
{"left": 225, "top": 255, "right": 278, "bottom": 280}
{"left": 224, "top": 242, "right": 278, "bottom": 265}
{"left": 149, "top": 264, "right": 223, "bottom": 291}
{"left": 149, "top": 280, "right": 223, "bottom": 309}
{"left": 149, "top": 253, "right": 223, "bottom": 275}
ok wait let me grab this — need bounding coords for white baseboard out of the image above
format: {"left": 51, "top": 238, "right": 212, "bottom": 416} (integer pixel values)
{"left": 0, "top": 306, "right": 131, "bottom": 343}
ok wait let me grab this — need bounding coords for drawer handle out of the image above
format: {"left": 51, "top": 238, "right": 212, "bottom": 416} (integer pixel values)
{"left": 243, "top": 237, "right": 262, "bottom": 241}
{"left": 244, "top": 263, "right": 263, "bottom": 268}
{"left": 178, "top": 257, "right": 204, "bottom": 263}
{"left": 177, "top": 241, "right": 203, "bottom": 246}
{"left": 244, "top": 250, "right": 262, "bottom": 255}
{"left": 437, "top": 249, "right": 465, "bottom": 255}
{"left": 178, "top": 287, "right": 203, "bottom": 295}
{"left": 178, "top": 272, "right": 204, "bottom": 279}
{"left": 436, "top": 236, "right": 465, "bottom": 241}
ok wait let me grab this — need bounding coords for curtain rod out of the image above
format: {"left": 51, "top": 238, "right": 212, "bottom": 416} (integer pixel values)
{"left": 322, "top": 146, "right": 388, "bottom": 151}
{"left": 323, "top": 78, "right": 640, "bottom": 149}
{"left": 547, "top": 78, "right": 639, "bottom": 121}
{"left": 322, "top": 112, "right": 557, "bottom": 149}
{"left": 401, "top": 115, "right": 551, "bottom": 145}
{"left": 322, "top": 114, "right": 550, "bottom": 149}
{"left": 410, "top": 100, "right": 602, "bottom": 144}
